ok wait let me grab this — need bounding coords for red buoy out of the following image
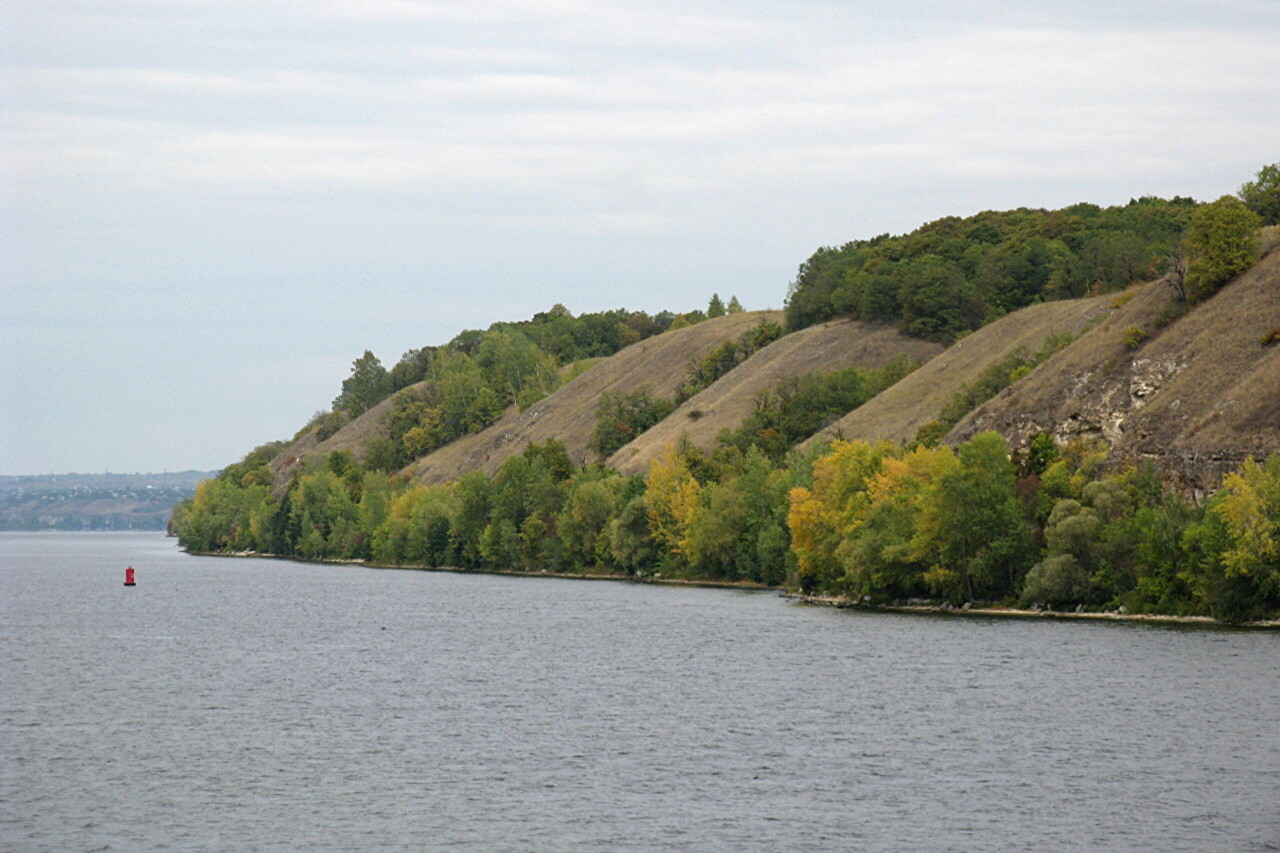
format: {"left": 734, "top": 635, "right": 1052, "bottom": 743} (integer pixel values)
{"left": 124, "top": 566, "right": 136, "bottom": 587}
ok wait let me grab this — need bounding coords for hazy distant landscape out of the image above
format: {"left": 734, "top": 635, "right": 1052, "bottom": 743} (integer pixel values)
{"left": 0, "top": 472, "right": 215, "bottom": 531}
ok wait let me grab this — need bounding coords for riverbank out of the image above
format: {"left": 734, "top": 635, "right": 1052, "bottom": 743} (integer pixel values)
{"left": 788, "top": 593, "right": 1280, "bottom": 630}
{"left": 193, "top": 547, "right": 1280, "bottom": 629}
{"left": 208, "top": 548, "right": 773, "bottom": 591}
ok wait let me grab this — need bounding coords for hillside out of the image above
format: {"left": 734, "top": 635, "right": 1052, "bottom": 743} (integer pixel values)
{"left": 801, "top": 294, "right": 1118, "bottom": 449}
{"left": 950, "top": 233, "right": 1280, "bottom": 494}
{"left": 403, "top": 310, "right": 785, "bottom": 484}
{"left": 608, "top": 318, "right": 944, "bottom": 475}
{"left": 172, "top": 184, "right": 1280, "bottom": 622}
{"left": 269, "top": 382, "right": 418, "bottom": 493}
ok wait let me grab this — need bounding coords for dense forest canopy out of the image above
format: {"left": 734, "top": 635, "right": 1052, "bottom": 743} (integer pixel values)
{"left": 784, "top": 197, "right": 1199, "bottom": 340}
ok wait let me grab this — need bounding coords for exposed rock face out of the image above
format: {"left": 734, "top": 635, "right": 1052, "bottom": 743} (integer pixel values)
{"left": 951, "top": 242, "right": 1280, "bottom": 497}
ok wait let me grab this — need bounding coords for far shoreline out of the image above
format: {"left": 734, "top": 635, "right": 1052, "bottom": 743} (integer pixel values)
{"left": 183, "top": 547, "right": 1280, "bottom": 631}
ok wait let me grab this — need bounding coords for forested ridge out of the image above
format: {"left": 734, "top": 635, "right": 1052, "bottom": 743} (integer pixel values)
{"left": 171, "top": 166, "right": 1280, "bottom": 623}
{"left": 783, "top": 196, "right": 1197, "bottom": 340}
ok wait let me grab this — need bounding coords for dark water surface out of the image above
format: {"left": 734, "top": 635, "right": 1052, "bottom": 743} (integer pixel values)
{"left": 3, "top": 532, "right": 1278, "bottom": 852}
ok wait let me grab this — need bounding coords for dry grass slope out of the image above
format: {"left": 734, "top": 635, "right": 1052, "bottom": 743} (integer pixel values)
{"left": 801, "top": 295, "right": 1118, "bottom": 449}
{"left": 952, "top": 232, "right": 1280, "bottom": 494}
{"left": 402, "top": 311, "right": 785, "bottom": 484}
{"left": 267, "top": 380, "right": 434, "bottom": 494}
{"left": 608, "top": 318, "right": 944, "bottom": 475}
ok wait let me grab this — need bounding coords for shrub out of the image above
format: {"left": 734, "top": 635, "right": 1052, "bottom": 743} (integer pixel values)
{"left": 1152, "top": 302, "right": 1188, "bottom": 330}
{"left": 314, "top": 410, "right": 349, "bottom": 441}
{"left": 1122, "top": 326, "right": 1149, "bottom": 349}
{"left": 590, "top": 388, "right": 676, "bottom": 458}
{"left": 1020, "top": 554, "right": 1091, "bottom": 608}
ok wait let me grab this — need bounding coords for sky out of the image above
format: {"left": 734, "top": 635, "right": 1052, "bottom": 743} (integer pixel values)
{"left": 2, "top": 0, "right": 1277, "bottom": 475}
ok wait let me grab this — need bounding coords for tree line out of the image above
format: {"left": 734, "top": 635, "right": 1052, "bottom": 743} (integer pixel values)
{"left": 171, "top": 432, "right": 1280, "bottom": 623}
{"left": 784, "top": 163, "right": 1276, "bottom": 342}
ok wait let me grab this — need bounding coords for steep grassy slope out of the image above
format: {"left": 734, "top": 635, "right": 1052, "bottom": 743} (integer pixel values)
{"left": 267, "top": 382, "right": 419, "bottom": 492}
{"left": 607, "top": 319, "right": 944, "bottom": 475}
{"left": 402, "top": 311, "right": 785, "bottom": 484}
{"left": 800, "top": 295, "right": 1118, "bottom": 449}
{"left": 951, "top": 237, "right": 1280, "bottom": 494}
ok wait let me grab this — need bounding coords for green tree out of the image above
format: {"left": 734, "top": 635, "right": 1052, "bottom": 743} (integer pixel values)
{"left": 590, "top": 388, "right": 676, "bottom": 458}
{"left": 1185, "top": 454, "right": 1280, "bottom": 622}
{"left": 479, "top": 519, "right": 520, "bottom": 568}
{"left": 475, "top": 329, "right": 559, "bottom": 407}
{"left": 388, "top": 346, "right": 436, "bottom": 391}
{"left": 355, "top": 472, "right": 393, "bottom": 558}
{"left": 1238, "top": 163, "right": 1280, "bottom": 225}
{"left": 897, "top": 255, "right": 984, "bottom": 341}
{"left": 1183, "top": 196, "right": 1262, "bottom": 301}
{"left": 452, "top": 471, "right": 493, "bottom": 568}
{"left": 334, "top": 350, "right": 392, "bottom": 416}
{"left": 1020, "top": 554, "right": 1090, "bottom": 607}
{"left": 373, "top": 484, "right": 455, "bottom": 566}
{"left": 609, "top": 495, "right": 659, "bottom": 575}
{"left": 558, "top": 477, "right": 623, "bottom": 569}
{"left": 726, "top": 295, "right": 745, "bottom": 313}
{"left": 912, "top": 432, "right": 1036, "bottom": 602}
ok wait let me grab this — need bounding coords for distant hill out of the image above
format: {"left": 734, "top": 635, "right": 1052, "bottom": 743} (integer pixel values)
{"left": 0, "top": 471, "right": 215, "bottom": 530}
{"left": 203, "top": 205, "right": 1279, "bottom": 506}
{"left": 267, "top": 311, "right": 784, "bottom": 490}
{"left": 168, "top": 191, "right": 1280, "bottom": 621}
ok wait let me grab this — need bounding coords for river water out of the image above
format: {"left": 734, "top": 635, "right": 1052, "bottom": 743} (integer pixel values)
{"left": 2, "top": 531, "right": 1277, "bottom": 852}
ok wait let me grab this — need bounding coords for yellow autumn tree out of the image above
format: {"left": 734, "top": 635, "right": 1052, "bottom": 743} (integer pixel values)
{"left": 1214, "top": 455, "right": 1280, "bottom": 579}
{"left": 1186, "top": 452, "right": 1280, "bottom": 622}
{"left": 645, "top": 444, "right": 702, "bottom": 568}
{"left": 837, "top": 444, "right": 958, "bottom": 599}
{"left": 787, "top": 439, "right": 892, "bottom": 593}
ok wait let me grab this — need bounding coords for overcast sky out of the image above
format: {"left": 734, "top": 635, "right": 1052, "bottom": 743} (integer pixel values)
{"left": 2, "top": 0, "right": 1277, "bottom": 474}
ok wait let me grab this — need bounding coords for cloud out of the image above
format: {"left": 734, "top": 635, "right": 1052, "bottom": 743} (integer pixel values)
{"left": 3, "top": 0, "right": 1279, "bottom": 471}
{"left": 9, "top": 20, "right": 1276, "bottom": 212}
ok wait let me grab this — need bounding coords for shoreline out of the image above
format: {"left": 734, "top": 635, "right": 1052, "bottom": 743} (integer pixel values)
{"left": 205, "top": 548, "right": 773, "bottom": 591}
{"left": 192, "top": 549, "right": 1280, "bottom": 630}
{"left": 788, "top": 593, "right": 1280, "bottom": 630}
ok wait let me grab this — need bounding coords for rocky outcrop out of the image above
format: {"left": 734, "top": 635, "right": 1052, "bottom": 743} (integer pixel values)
{"left": 951, "top": 241, "right": 1280, "bottom": 496}
{"left": 803, "top": 294, "right": 1117, "bottom": 449}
